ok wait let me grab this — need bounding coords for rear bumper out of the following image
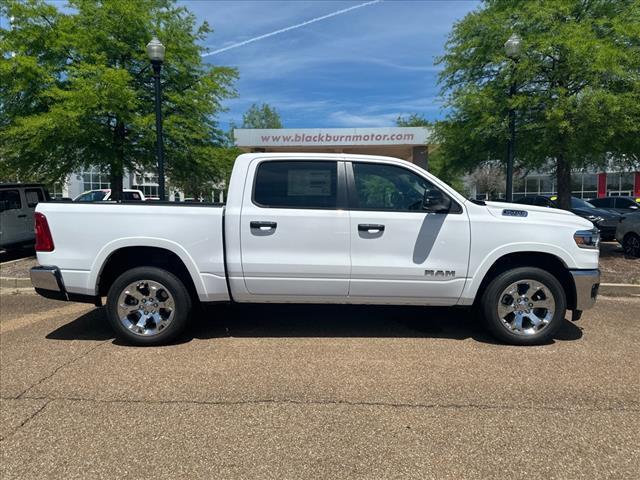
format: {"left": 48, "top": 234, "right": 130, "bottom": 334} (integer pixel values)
{"left": 30, "top": 266, "right": 100, "bottom": 305}
{"left": 570, "top": 269, "right": 600, "bottom": 311}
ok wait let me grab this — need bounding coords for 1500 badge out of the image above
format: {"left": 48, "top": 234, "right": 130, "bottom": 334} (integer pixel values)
{"left": 502, "top": 209, "right": 528, "bottom": 217}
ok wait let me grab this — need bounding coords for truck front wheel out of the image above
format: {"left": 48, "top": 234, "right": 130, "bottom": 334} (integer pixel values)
{"left": 481, "top": 267, "right": 566, "bottom": 346}
{"left": 106, "top": 266, "right": 191, "bottom": 346}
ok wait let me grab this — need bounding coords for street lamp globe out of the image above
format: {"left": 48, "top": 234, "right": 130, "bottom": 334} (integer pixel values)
{"left": 146, "top": 37, "right": 165, "bottom": 63}
{"left": 504, "top": 33, "right": 522, "bottom": 59}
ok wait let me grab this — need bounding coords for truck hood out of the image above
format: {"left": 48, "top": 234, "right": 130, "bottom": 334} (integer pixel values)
{"left": 482, "top": 200, "right": 594, "bottom": 229}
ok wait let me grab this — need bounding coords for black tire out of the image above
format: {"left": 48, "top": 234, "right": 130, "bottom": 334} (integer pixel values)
{"left": 480, "top": 267, "right": 566, "bottom": 346}
{"left": 106, "top": 266, "right": 191, "bottom": 346}
{"left": 623, "top": 233, "right": 640, "bottom": 258}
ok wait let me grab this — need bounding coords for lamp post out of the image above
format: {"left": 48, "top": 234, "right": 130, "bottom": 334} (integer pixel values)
{"left": 504, "top": 33, "right": 521, "bottom": 202}
{"left": 146, "top": 37, "right": 166, "bottom": 200}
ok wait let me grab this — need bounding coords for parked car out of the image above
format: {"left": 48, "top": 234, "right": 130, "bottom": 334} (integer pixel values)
{"left": 515, "top": 195, "right": 620, "bottom": 240}
{"left": 588, "top": 196, "right": 640, "bottom": 214}
{"left": 74, "top": 189, "right": 145, "bottom": 202}
{"left": 615, "top": 212, "right": 640, "bottom": 257}
{"left": 30, "top": 153, "right": 600, "bottom": 346}
{"left": 0, "top": 183, "right": 50, "bottom": 249}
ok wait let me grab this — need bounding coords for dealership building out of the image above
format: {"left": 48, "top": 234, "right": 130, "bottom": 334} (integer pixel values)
{"left": 51, "top": 125, "right": 639, "bottom": 200}
{"left": 234, "top": 127, "right": 640, "bottom": 200}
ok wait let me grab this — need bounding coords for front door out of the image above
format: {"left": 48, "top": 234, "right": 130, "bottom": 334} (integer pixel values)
{"left": 347, "top": 161, "right": 471, "bottom": 305}
{"left": 240, "top": 159, "right": 350, "bottom": 298}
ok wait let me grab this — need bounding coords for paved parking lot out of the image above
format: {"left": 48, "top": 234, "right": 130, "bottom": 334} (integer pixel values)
{"left": 1, "top": 292, "right": 639, "bottom": 479}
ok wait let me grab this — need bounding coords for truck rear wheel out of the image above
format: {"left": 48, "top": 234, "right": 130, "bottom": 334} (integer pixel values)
{"left": 480, "top": 267, "right": 566, "bottom": 346}
{"left": 106, "top": 266, "right": 191, "bottom": 346}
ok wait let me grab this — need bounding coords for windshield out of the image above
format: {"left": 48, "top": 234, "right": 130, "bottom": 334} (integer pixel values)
{"left": 550, "top": 196, "right": 595, "bottom": 209}
{"left": 75, "top": 191, "right": 108, "bottom": 202}
{"left": 570, "top": 197, "right": 595, "bottom": 209}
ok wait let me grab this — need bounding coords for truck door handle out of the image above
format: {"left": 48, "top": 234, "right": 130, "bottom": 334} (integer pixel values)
{"left": 250, "top": 221, "right": 277, "bottom": 231}
{"left": 17, "top": 214, "right": 27, "bottom": 218}
{"left": 358, "top": 224, "right": 385, "bottom": 233}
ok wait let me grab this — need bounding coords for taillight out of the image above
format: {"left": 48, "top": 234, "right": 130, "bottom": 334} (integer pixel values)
{"left": 34, "top": 212, "right": 55, "bottom": 252}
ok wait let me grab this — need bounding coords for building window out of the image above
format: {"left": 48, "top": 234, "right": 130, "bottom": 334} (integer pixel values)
{"left": 620, "top": 173, "right": 634, "bottom": 196}
{"left": 133, "top": 172, "right": 160, "bottom": 199}
{"left": 582, "top": 174, "right": 598, "bottom": 199}
{"left": 81, "top": 168, "right": 110, "bottom": 192}
{"left": 540, "top": 176, "right": 554, "bottom": 195}
{"left": 133, "top": 185, "right": 159, "bottom": 198}
{"left": 48, "top": 182, "right": 65, "bottom": 199}
{"left": 607, "top": 172, "right": 635, "bottom": 196}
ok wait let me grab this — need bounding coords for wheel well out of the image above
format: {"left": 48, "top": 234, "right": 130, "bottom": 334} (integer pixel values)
{"left": 475, "top": 252, "right": 577, "bottom": 310}
{"left": 97, "top": 247, "right": 199, "bottom": 302}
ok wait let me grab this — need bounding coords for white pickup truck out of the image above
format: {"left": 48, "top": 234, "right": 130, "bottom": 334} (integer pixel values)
{"left": 31, "top": 153, "right": 600, "bottom": 346}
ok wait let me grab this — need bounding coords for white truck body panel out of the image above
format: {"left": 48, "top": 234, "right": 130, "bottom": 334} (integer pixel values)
{"left": 34, "top": 153, "right": 598, "bottom": 309}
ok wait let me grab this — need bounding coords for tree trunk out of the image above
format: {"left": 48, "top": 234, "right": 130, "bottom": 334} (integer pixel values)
{"left": 556, "top": 154, "right": 572, "bottom": 210}
{"left": 110, "top": 119, "right": 126, "bottom": 201}
{"left": 109, "top": 168, "right": 123, "bottom": 201}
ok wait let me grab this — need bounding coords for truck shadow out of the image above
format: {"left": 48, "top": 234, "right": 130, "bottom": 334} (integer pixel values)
{"left": 46, "top": 303, "right": 583, "bottom": 346}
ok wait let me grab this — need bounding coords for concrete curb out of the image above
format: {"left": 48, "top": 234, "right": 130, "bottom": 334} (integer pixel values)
{"left": 599, "top": 283, "right": 640, "bottom": 297}
{"left": 0, "top": 277, "right": 32, "bottom": 288}
{"left": 1, "top": 277, "right": 639, "bottom": 297}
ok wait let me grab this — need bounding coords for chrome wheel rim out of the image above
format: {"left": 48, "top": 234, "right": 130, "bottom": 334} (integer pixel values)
{"left": 117, "top": 280, "right": 175, "bottom": 337}
{"left": 497, "top": 279, "right": 556, "bottom": 336}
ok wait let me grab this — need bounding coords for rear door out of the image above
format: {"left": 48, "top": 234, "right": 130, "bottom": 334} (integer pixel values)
{"left": 346, "top": 161, "right": 470, "bottom": 304}
{"left": 0, "top": 189, "right": 28, "bottom": 246}
{"left": 239, "top": 159, "right": 350, "bottom": 297}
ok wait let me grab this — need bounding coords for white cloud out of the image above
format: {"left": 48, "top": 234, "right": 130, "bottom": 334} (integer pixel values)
{"left": 328, "top": 111, "right": 402, "bottom": 127}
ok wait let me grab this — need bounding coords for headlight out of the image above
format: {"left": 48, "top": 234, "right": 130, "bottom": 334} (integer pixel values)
{"left": 574, "top": 229, "right": 600, "bottom": 249}
{"left": 587, "top": 215, "right": 604, "bottom": 223}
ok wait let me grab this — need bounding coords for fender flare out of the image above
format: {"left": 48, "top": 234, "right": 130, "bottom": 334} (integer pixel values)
{"left": 460, "top": 242, "right": 576, "bottom": 303}
{"left": 88, "top": 237, "right": 206, "bottom": 296}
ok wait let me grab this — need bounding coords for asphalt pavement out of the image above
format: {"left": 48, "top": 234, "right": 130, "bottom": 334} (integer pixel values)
{"left": 0, "top": 292, "right": 638, "bottom": 479}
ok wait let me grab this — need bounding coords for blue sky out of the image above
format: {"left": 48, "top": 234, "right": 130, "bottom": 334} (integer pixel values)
{"left": 181, "top": 0, "right": 479, "bottom": 129}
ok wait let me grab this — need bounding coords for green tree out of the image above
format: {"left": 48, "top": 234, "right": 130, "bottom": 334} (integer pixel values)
{"left": 395, "top": 114, "right": 465, "bottom": 192}
{"left": 241, "top": 103, "right": 283, "bottom": 129}
{"left": 396, "top": 113, "right": 430, "bottom": 128}
{"left": 435, "top": 0, "right": 640, "bottom": 209}
{"left": 0, "top": 0, "right": 237, "bottom": 199}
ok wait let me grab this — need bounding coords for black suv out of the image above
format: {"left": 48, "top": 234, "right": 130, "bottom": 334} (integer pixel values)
{"left": 515, "top": 195, "right": 620, "bottom": 241}
{"left": 588, "top": 196, "right": 640, "bottom": 214}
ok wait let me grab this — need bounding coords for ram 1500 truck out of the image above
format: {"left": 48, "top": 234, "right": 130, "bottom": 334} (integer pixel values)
{"left": 30, "top": 153, "right": 600, "bottom": 346}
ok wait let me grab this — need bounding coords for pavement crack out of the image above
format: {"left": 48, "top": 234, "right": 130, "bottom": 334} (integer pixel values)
{"left": 0, "top": 399, "right": 51, "bottom": 442}
{"left": 14, "top": 339, "right": 111, "bottom": 400}
{"left": 7, "top": 395, "right": 640, "bottom": 414}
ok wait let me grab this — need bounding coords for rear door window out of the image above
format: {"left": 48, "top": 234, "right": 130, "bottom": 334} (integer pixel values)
{"left": 0, "top": 190, "right": 22, "bottom": 212}
{"left": 25, "top": 188, "right": 44, "bottom": 208}
{"left": 253, "top": 161, "right": 338, "bottom": 209}
{"left": 591, "top": 198, "right": 613, "bottom": 208}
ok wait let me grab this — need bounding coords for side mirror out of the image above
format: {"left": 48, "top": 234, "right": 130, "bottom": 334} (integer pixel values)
{"left": 423, "top": 189, "right": 451, "bottom": 213}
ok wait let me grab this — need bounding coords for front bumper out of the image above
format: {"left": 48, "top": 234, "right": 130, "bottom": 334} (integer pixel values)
{"left": 30, "top": 266, "right": 100, "bottom": 305}
{"left": 594, "top": 221, "right": 618, "bottom": 239}
{"left": 569, "top": 269, "right": 600, "bottom": 311}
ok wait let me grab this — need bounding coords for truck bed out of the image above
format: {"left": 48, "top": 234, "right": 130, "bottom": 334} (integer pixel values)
{"left": 36, "top": 202, "right": 229, "bottom": 302}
